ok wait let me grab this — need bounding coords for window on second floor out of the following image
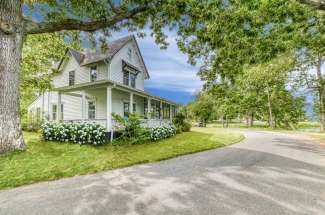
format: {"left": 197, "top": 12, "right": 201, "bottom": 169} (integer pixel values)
{"left": 69, "top": 71, "right": 75, "bottom": 86}
{"left": 90, "top": 66, "right": 97, "bottom": 82}
{"left": 123, "top": 71, "right": 129, "bottom": 86}
{"left": 130, "top": 73, "right": 136, "bottom": 88}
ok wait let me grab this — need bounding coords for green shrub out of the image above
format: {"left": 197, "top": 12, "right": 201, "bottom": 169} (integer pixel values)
{"left": 150, "top": 124, "right": 176, "bottom": 141}
{"left": 41, "top": 121, "right": 107, "bottom": 145}
{"left": 112, "top": 113, "right": 150, "bottom": 144}
{"left": 22, "top": 117, "right": 42, "bottom": 132}
{"left": 173, "top": 112, "right": 191, "bottom": 133}
{"left": 182, "top": 121, "right": 191, "bottom": 132}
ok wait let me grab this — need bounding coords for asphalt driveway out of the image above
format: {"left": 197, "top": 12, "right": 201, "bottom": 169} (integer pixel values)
{"left": 1, "top": 130, "right": 325, "bottom": 215}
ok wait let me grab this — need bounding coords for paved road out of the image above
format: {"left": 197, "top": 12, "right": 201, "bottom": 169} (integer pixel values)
{"left": 1, "top": 130, "right": 325, "bottom": 215}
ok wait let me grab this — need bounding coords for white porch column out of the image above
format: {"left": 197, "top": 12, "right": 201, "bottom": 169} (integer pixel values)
{"left": 170, "top": 104, "right": 173, "bottom": 121}
{"left": 81, "top": 91, "right": 86, "bottom": 119}
{"left": 57, "top": 91, "right": 62, "bottom": 121}
{"left": 130, "top": 93, "right": 134, "bottom": 113}
{"left": 147, "top": 98, "right": 151, "bottom": 119}
{"left": 160, "top": 101, "right": 163, "bottom": 120}
{"left": 106, "top": 86, "right": 112, "bottom": 132}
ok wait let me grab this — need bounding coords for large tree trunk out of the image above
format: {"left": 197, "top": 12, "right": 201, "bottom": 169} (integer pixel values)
{"left": 316, "top": 55, "right": 325, "bottom": 132}
{"left": 266, "top": 88, "right": 275, "bottom": 129}
{"left": 0, "top": 0, "right": 26, "bottom": 153}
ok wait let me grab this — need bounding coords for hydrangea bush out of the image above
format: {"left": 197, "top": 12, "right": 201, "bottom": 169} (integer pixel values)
{"left": 42, "top": 121, "right": 107, "bottom": 145}
{"left": 150, "top": 124, "right": 176, "bottom": 141}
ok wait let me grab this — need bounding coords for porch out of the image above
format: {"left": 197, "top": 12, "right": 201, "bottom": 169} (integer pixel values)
{"left": 54, "top": 80, "right": 177, "bottom": 132}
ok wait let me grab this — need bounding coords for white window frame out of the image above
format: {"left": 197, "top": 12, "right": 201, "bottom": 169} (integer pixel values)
{"left": 88, "top": 100, "right": 96, "bottom": 120}
{"left": 90, "top": 66, "right": 97, "bottom": 82}
{"left": 52, "top": 104, "right": 57, "bottom": 120}
{"left": 60, "top": 103, "right": 64, "bottom": 120}
{"left": 69, "top": 70, "right": 75, "bottom": 86}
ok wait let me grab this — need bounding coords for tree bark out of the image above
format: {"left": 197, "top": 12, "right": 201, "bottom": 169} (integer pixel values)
{"left": 266, "top": 87, "right": 275, "bottom": 129}
{"left": 245, "top": 111, "right": 254, "bottom": 127}
{"left": 0, "top": 0, "right": 26, "bottom": 153}
{"left": 316, "top": 54, "right": 325, "bottom": 132}
{"left": 249, "top": 112, "right": 254, "bottom": 127}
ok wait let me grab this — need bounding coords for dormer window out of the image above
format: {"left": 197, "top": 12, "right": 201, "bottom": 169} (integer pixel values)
{"left": 90, "top": 66, "right": 97, "bottom": 82}
{"left": 69, "top": 71, "right": 75, "bottom": 86}
{"left": 127, "top": 48, "right": 132, "bottom": 59}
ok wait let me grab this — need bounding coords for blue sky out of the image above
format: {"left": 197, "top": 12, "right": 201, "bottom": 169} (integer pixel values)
{"left": 110, "top": 31, "right": 202, "bottom": 104}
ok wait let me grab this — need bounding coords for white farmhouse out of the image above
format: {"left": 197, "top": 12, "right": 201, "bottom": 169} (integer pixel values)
{"left": 27, "top": 35, "right": 178, "bottom": 135}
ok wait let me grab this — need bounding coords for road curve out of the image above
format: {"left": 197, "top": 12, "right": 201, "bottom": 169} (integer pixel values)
{"left": 0, "top": 129, "right": 325, "bottom": 215}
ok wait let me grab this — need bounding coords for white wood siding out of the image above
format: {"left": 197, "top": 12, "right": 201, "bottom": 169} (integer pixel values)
{"left": 53, "top": 56, "right": 108, "bottom": 88}
{"left": 28, "top": 91, "right": 83, "bottom": 121}
{"left": 86, "top": 89, "right": 107, "bottom": 119}
{"left": 109, "top": 41, "right": 145, "bottom": 91}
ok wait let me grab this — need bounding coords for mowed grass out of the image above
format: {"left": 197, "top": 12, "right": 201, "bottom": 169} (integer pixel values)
{"left": 0, "top": 129, "right": 244, "bottom": 190}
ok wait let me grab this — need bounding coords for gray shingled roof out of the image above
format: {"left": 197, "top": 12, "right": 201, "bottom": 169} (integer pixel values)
{"left": 62, "top": 35, "right": 149, "bottom": 79}
{"left": 81, "top": 35, "right": 134, "bottom": 66}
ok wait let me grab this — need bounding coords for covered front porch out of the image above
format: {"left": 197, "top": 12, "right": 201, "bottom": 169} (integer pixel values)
{"left": 54, "top": 80, "right": 178, "bottom": 132}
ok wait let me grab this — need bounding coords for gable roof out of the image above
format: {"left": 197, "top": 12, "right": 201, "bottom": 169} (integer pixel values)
{"left": 58, "top": 35, "right": 149, "bottom": 79}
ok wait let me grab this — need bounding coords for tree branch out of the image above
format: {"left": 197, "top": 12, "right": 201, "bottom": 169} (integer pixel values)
{"left": 24, "top": 6, "right": 146, "bottom": 35}
{"left": 296, "top": 0, "right": 325, "bottom": 11}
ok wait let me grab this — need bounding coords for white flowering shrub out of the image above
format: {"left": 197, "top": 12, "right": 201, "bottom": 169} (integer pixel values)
{"left": 150, "top": 124, "right": 176, "bottom": 141}
{"left": 42, "top": 121, "right": 107, "bottom": 145}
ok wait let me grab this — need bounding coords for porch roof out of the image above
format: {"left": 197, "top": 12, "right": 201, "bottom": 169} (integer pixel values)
{"left": 53, "top": 80, "right": 178, "bottom": 105}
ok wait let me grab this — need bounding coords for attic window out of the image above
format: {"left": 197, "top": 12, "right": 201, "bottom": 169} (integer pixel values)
{"left": 69, "top": 71, "right": 75, "bottom": 86}
{"left": 127, "top": 48, "right": 132, "bottom": 59}
{"left": 90, "top": 66, "right": 97, "bottom": 82}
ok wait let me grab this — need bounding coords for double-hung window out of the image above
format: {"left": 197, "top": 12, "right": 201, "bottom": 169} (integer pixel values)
{"left": 69, "top": 71, "right": 75, "bottom": 86}
{"left": 123, "top": 102, "right": 130, "bottom": 117}
{"left": 60, "top": 104, "right": 64, "bottom": 120}
{"left": 123, "top": 71, "right": 129, "bottom": 86}
{"left": 130, "top": 73, "right": 136, "bottom": 88}
{"left": 133, "top": 103, "right": 136, "bottom": 112}
{"left": 88, "top": 101, "right": 96, "bottom": 119}
{"left": 52, "top": 104, "right": 57, "bottom": 120}
{"left": 90, "top": 66, "right": 97, "bottom": 82}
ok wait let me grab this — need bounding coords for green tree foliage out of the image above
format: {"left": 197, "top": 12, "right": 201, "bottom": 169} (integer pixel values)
{"left": 188, "top": 93, "right": 214, "bottom": 127}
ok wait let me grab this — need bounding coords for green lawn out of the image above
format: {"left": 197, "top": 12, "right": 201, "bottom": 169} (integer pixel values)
{"left": 0, "top": 128, "right": 244, "bottom": 190}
